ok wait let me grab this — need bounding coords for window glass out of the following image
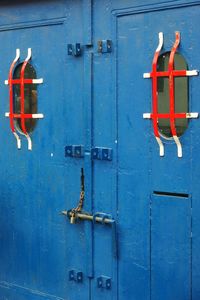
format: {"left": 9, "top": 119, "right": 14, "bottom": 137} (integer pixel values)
{"left": 157, "top": 52, "right": 188, "bottom": 138}
{"left": 13, "top": 63, "right": 37, "bottom": 133}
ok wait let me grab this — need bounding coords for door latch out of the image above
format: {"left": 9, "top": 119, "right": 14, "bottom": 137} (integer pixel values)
{"left": 62, "top": 210, "right": 118, "bottom": 258}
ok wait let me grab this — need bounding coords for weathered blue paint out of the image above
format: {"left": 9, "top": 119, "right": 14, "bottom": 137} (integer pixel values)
{"left": 0, "top": 1, "right": 200, "bottom": 300}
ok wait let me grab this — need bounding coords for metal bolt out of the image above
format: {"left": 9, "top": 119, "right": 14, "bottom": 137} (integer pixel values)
{"left": 98, "top": 280, "right": 102, "bottom": 287}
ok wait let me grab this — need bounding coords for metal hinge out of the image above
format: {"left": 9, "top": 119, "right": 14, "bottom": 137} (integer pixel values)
{"left": 67, "top": 43, "right": 82, "bottom": 56}
{"left": 97, "top": 40, "right": 112, "bottom": 53}
{"left": 65, "top": 146, "right": 113, "bottom": 161}
{"left": 65, "top": 145, "right": 84, "bottom": 158}
{"left": 91, "top": 147, "right": 113, "bottom": 161}
{"left": 97, "top": 276, "right": 112, "bottom": 289}
{"left": 69, "top": 270, "right": 83, "bottom": 283}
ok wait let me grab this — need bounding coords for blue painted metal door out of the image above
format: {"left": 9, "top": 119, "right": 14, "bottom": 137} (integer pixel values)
{"left": 0, "top": 1, "right": 90, "bottom": 300}
{"left": 115, "top": 3, "right": 200, "bottom": 300}
{"left": 0, "top": 1, "right": 200, "bottom": 300}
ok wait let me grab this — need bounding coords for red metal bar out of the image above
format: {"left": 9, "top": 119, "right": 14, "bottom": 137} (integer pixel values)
{"left": 150, "top": 113, "right": 187, "bottom": 119}
{"left": 148, "top": 70, "right": 187, "bottom": 78}
{"left": 143, "top": 32, "right": 198, "bottom": 157}
{"left": 7, "top": 79, "right": 35, "bottom": 84}
{"left": 168, "top": 32, "right": 181, "bottom": 137}
{"left": 8, "top": 113, "right": 39, "bottom": 119}
{"left": 20, "top": 50, "right": 31, "bottom": 134}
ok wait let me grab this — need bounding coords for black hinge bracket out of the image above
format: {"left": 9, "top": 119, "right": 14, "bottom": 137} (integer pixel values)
{"left": 68, "top": 43, "right": 82, "bottom": 56}
{"left": 65, "top": 145, "right": 84, "bottom": 158}
{"left": 91, "top": 147, "right": 113, "bottom": 161}
{"left": 69, "top": 270, "right": 83, "bottom": 283}
{"left": 97, "top": 276, "right": 112, "bottom": 289}
{"left": 97, "top": 40, "right": 112, "bottom": 53}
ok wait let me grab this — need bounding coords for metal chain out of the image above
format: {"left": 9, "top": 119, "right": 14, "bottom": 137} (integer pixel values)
{"left": 71, "top": 168, "right": 85, "bottom": 221}
{"left": 72, "top": 190, "right": 85, "bottom": 213}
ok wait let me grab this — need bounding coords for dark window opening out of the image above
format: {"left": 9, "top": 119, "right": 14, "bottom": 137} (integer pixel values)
{"left": 153, "top": 191, "right": 189, "bottom": 198}
{"left": 157, "top": 52, "right": 188, "bottom": 138}
{"left": 13, "top": 63, "right": 37, "bottom": 133}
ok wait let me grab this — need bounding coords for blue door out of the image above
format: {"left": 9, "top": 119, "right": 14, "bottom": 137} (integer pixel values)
{"left": 115, "top": 2, "right": 200, "bottom": 300}
{"left": 0, "top": 1, "right": 200, "bottom": 300}
{"left": 0, "top": 1, "right": 90, "bottom": 300}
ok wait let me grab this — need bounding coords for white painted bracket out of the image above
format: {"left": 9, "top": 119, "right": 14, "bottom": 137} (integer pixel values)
{"left": 186, "top": 70, "right": 199, "bottom": 76}
{"left": 143, "top": 73, "right": 151, "bottom": 78}
{"left": 156, "top": 137, "right": 164, "bottom": 157}
{"left": 186, "top": 112, "right": 199, "bottom": 118}
{"left": 32, "top": 78, "right": 43, "bottom": 84}
{"left": 26, "top": 134, "right": 32, "bottom": 151}
{"left": 143, "top": 113, "right": 151, "bottom": 119}
{"left": 173, "top": 135, "right": 182, "bottom": 158}
{"left": 13, "top": 132, "right": 21, "bottom": 149}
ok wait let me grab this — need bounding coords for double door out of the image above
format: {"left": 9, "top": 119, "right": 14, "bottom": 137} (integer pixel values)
{"left": 0, "top": 1, "right": 200, "bottom": 300}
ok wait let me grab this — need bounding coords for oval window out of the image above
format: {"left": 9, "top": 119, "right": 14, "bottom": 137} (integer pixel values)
{"left": 157, "top": 52, "right": 188, "bottom": 138}
{"left": 13, "top": 63, "right": 37, "bottom": 133}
